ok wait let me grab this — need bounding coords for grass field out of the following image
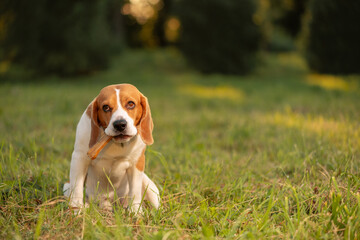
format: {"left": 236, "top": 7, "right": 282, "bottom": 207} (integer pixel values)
{"left": 1, "top": 49, "right": 360, "bottom": 239}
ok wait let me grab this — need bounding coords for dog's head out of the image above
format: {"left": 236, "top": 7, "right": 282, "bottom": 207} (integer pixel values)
{"left": 87, "top": 84, "right": 153, "bottom": 147}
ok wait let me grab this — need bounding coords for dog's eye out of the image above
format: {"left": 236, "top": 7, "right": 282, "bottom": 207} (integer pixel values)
{"left": 103, "top": 105, "right": 111, "bottom": 112}
{"left": 126, "top": 101, "right": 135, "bottom": 109}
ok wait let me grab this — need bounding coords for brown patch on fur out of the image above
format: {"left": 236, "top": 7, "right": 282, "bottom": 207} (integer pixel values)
{"left": 136, "top": 148, "right": 146, "bottom": 171}
{"left": 95, "top": 87, "right": 118, "bottom": 129}
{"left": 87, "top": 87, "right": 118, "bottom": 148}
{"left": 137, "top": 95, "right": 154, "bottom": 145}
{"left": 87, "top": 100, "right": 101, "bottom": 148}
{"left": 86, "top": 101, "right": 92, "bottom": 118}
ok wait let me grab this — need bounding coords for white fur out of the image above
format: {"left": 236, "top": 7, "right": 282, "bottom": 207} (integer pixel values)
{"left": 64, "top": 96, "right": 160, "bottom": 213}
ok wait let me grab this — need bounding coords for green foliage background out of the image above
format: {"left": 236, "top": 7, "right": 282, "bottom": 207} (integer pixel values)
{"left": 0, "top": 0, "right": 122, "bottom": 76}
{"left": 173, "top": 0, "right": 262, "bottom": 75}
{"left": 305, "top": 0, "right": 360, "bottom": 74}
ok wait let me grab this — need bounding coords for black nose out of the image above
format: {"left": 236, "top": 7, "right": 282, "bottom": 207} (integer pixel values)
{"left": 113, "top": 119, "right": 127, "bottom": 132}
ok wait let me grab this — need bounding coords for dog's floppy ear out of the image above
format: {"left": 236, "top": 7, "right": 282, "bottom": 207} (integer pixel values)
{"left": 87, "top": 98, "right": 101, "bottom": 148}
{"left": 138, "top": 94, "right": 154, "bottom": 145}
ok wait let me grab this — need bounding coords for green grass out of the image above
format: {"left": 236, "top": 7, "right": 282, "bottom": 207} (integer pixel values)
{"left": 1, "top": 49, "right": 360, "bottom": 239}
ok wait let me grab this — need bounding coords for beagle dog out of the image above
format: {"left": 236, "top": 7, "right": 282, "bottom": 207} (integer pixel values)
{"left": 63, "top": 84, "right": 160, "bottom": 213}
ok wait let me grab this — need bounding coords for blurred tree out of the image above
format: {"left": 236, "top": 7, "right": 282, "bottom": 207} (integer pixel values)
{"left": 261, "top": 0, "right": 308, "bottom": 52}
{"left": 270, "top": 0, "right": 307, "bottom": 38}
{"left": 173, "top": 0, "right": 262, "bottom": 75}
{"left": 121, "top": 0, "right": 169, "bottom": 48}
{"left": 153, "top": 0, "right": 172, "bottom": 47}
{"left": 108, "top": 0, "right": 127, "bottom": 44}
{"left": 0, "top": 0, "right": 124, "bottom": 76}
{"left": 305, "top": 0, "right": 360, "bottom": 74}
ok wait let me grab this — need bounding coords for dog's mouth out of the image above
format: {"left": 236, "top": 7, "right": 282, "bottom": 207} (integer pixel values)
{"left": 114, "top": 134, "right": 132, "bottom": 140}
{"left": 113, "top": 133, "right": 133, "bottom": 142}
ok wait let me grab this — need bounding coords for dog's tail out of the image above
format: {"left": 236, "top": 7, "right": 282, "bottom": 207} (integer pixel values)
{"left": 63, "top": 182, "right": 71, "bottom": 198}
{"left": 142, "top": 173, "right": 160, "bottom": 209}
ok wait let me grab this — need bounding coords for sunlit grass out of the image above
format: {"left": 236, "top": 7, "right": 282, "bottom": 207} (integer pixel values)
{"left": 0, "top": 50, "right": 360, "bottom": 239}
{"left": 179, "top": 84, "right": 244, "bottom": 101}
{"left": 261, "top": 106, "right": 360, "bottom": 149}
{"left": 306, "top": 74, "right": 359, "bottom": 92}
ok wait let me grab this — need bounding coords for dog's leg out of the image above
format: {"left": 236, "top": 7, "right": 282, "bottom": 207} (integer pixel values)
{"left": 142, "top": 173, "right": 160, "bottom": 209}
{"left": 67, "top": 151, "right": 91, "bottom": 210}
{"left": 63, "top": 182, "right": 71, "bottom": 197}
{"left": 126, "top": 166, "right": 144, "bottom": 214}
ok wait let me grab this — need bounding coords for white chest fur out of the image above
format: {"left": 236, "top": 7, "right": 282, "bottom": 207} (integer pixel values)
{"left": 91, "top": 135, "right": 145, "bottom": 175}
{"left": 86, "top": 134, "right": 145, "bottom": 197}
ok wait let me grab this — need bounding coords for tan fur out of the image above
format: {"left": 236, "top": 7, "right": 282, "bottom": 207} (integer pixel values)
{"left": 135, "top": 149, "right": 146, "bottom": 171}
{"left": 138, "top": 95, "right": 154, "bottom": 145}
{"left": 87, "top": 101, "right": 100, "bottom": 148}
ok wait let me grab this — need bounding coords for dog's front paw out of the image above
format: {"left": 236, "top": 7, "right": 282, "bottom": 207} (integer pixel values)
{"left": 99, "top": 200, "right": 113, "bottom": 212}
{"left": 129, "top": 203, "right": 143, "bottom": 215}
{"left": 69, "top": 199, "right": 88, "bottom": 214}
